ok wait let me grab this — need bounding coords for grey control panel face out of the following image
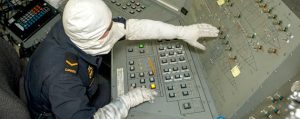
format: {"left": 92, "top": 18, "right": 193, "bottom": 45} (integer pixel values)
{"left": 107, "top": 0, "right": 300, "bottom": 118}
{"left": 111, "top": 40, "right": 213, "bottom": 119}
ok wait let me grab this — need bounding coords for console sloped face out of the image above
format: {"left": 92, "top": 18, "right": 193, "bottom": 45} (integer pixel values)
{"left": 107, "top": 0, "right": 300, "bottom": 118}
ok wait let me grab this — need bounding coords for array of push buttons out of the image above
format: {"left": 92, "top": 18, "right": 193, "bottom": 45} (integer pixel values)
{"left": 16, "top": 4, "right": 50, "bottom": 30}
{"left": 122, "top": 40, "right": 204, "bottom": 115}
{"left": 126, "top": 46, "right": 161, "bottom": 95}
{"left": 108, "top": 0, "right": 146, "bottom": 15}
{"left": 156, "top": 40, "right": 201, "bottom": 110}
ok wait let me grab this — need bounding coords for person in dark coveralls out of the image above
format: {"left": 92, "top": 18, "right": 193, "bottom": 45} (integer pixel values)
{"left": 24, "top": 0, "right": 219, "bottom": 118}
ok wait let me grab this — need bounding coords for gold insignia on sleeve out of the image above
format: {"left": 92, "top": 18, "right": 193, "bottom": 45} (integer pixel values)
{"left": 66, "top": 60, "right": 78, "bottom": 67}
{"left": 65, "top": 68, "right": 77, "bottom": 74}
{"left": 88, "top": 65, "right": 94, "bottom": 79}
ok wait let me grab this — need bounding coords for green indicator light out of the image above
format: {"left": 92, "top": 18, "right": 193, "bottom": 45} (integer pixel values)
{"left": 139, "top": 44, "right": 144, "bottom": 48}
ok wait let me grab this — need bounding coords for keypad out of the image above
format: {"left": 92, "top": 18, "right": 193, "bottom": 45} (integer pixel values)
{"left": 16, "top": 5, "right": 50, "bottom": 30}
{"left": 121, "top": 40, "right": 203, "bottom": 115}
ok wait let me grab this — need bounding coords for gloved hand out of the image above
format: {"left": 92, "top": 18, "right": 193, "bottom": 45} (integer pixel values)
{"left": 177, "top": 23, "right": 219, "bottom": 50}
{"left": 120, "top": 87, "right": 158, "bottom": 109}
{"left": 93, "top": 88, "right": 157, "bottom": 119}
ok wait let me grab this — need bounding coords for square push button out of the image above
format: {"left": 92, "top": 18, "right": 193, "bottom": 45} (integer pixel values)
{"left": 129, "top": 66, "right": 135, "bottom": 71}
{"left": 180, "top": 84, "right": 187, "bottom": 88}
{"left": 139, "top": 49, "right": 145, "bottom": 53}
{"left": 163, "top": 68, "right": 170, "bottom": 73}
{"left": 139, "top": 72, "right": 144, "bottom": 77}
{"left": 159, "top": 46, "right": 164, "bottom": 50}
{"left": 131, "top": 83, "right": 136, "bottom": 88}
{"left": 169, "top": 93, "right": 175, "bottom": 98}
{"left": 184, "top": 73, "right": 190, "bottom": 78}
{"left": 129, "top": 61, "right": 134, "bottom": 65}
{"left": 165, "top": 76, "right": 171, "bottom": 81}
{"left": 140, "top": 79, "right": 146, "bottom": 83}
{"left": 128, "top": 48, "right": 133, "bottom": 52}
{"left": 130, "top": 73, "right": 135, "bottom": 78}
{"left": 167, "top": 86, "right": 174, "bottom": 90}
{"left": 182, "top": 91, "right": 189, "bottom": 96}
{"left": 149, "top": 77, "right": 155, "bottom": 82}
{"left": 173, "top": 67, "right": 179, "bottom": 71}
{"left": 183, "top": 103, "right": 191, "bottom": 109}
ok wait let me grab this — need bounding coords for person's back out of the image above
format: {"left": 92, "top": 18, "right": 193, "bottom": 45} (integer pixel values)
{"left": 25, "top": 21, "right": 105, "bottom": 118}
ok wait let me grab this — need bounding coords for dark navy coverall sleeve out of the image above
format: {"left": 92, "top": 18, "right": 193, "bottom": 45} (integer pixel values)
{"left": 49, "top": 72, "right": 97, "bottom": 119}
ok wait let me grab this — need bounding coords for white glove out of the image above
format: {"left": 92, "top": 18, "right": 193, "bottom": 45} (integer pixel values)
{"left": 126, "top": 19, "right": 219, "bottom": 50}
{"left": 93, "top": 88, "right": 157, "bottom": 119}
{"left": 120, "top": 87, "right": 158, "bottom": 109}
{"left": 177, "top": 24, "right": 219, "bottom": 50}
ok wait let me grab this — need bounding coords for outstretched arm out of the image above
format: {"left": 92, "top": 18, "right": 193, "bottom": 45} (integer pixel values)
{"left": 126, "top": 19, "right": 219, "bottom": 50}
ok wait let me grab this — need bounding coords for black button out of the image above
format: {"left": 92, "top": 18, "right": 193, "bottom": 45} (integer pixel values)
{"left": 148, "top": 71, "right": 154, "bottom": 76}
{"left": 149, "top": 77, "right": 155, "bottom": 82}
{"left": 165, "top": 76, "right": 171, "bottom": 80}
{"left": 161, "top": 59, "right": 167, "bottom": 64}
{"left": 177, "top": 50, "right": 183, "bottom": 54}
{"left": 140, "top": 79, "right": 145, "bottom": 83}
{"left": 129, "top": 11, "right": 135, "bottom": 14}
{"left": 170, "top": 58, "right": 176, "bottom": 62}
{"left": 167, "top": 45, "right": 172, "bottom": 49}
{"left": 180, "top": 84, "right": 187, "bottom": 88}
{"left": 183, "top": 103, "right": 191, "bottom": 109}
{"left": 126, "top": 3, "right": 131, "bottom": 6}
{"left": 129, "top": 61, "right": 134, "bottom": 65}
{"left": 128, "top": 48, "right": 133, "bottom": 52}
{"left": 184, "top": 73, "right": 190, "bottom": 77}
{"left": 141, "top": 85, "right": 146, "bottom": 88}
{"left": 116, "top": 3, "right": 121, "bottom": 6}
{"left": 175, "top": 74, "right": 180, "bottom": 79}
{"left": 163, "top": 68, "right": 169, "bottom": 72}
{"left": 140, "top": 49, "right": 145, "bottom": 53}
{"left": 131, "top": 83, "right": 136, "bottom": 88}
{"left": 169, "top": 93, "right": 175, "bottom": 98}
{"left": 167, "top": 86, "right": 174, "bottom": 90}
{"left": 169, "top": 51, "right": 175, "bottom": 55}
{"left": 182, "top": 91, "right": 189, "bottom": 96}
{"left": 139, "top": 72, "right": 144, "bottom": 77}
{"left": 160, "top": 53, "right": 166, "bottom": 57}
{"left": 130, "top": 74, "right": 135, "bottom": 78}
{"left": 130, "top": 66, "right": 135, "bottom": 71}
{"left": 182, "top": 66, "right": 188, "bottom": 70}
{"left": 176, "top": 44, "right": 181, "bottom": 48}
{"left": 173, "top": 67, "right": 178, "bottom": 71}
{"left": 179, "top": 57, "right": 185, "bottom": 61}
{"left": 159, "top": 46, "right": 164, "bottom": 50}
{"left": 136, "top": 9, "right": 142, "bottom": 12}
{"left": 131, "top": 6, "right": 136, "bottom": 9}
